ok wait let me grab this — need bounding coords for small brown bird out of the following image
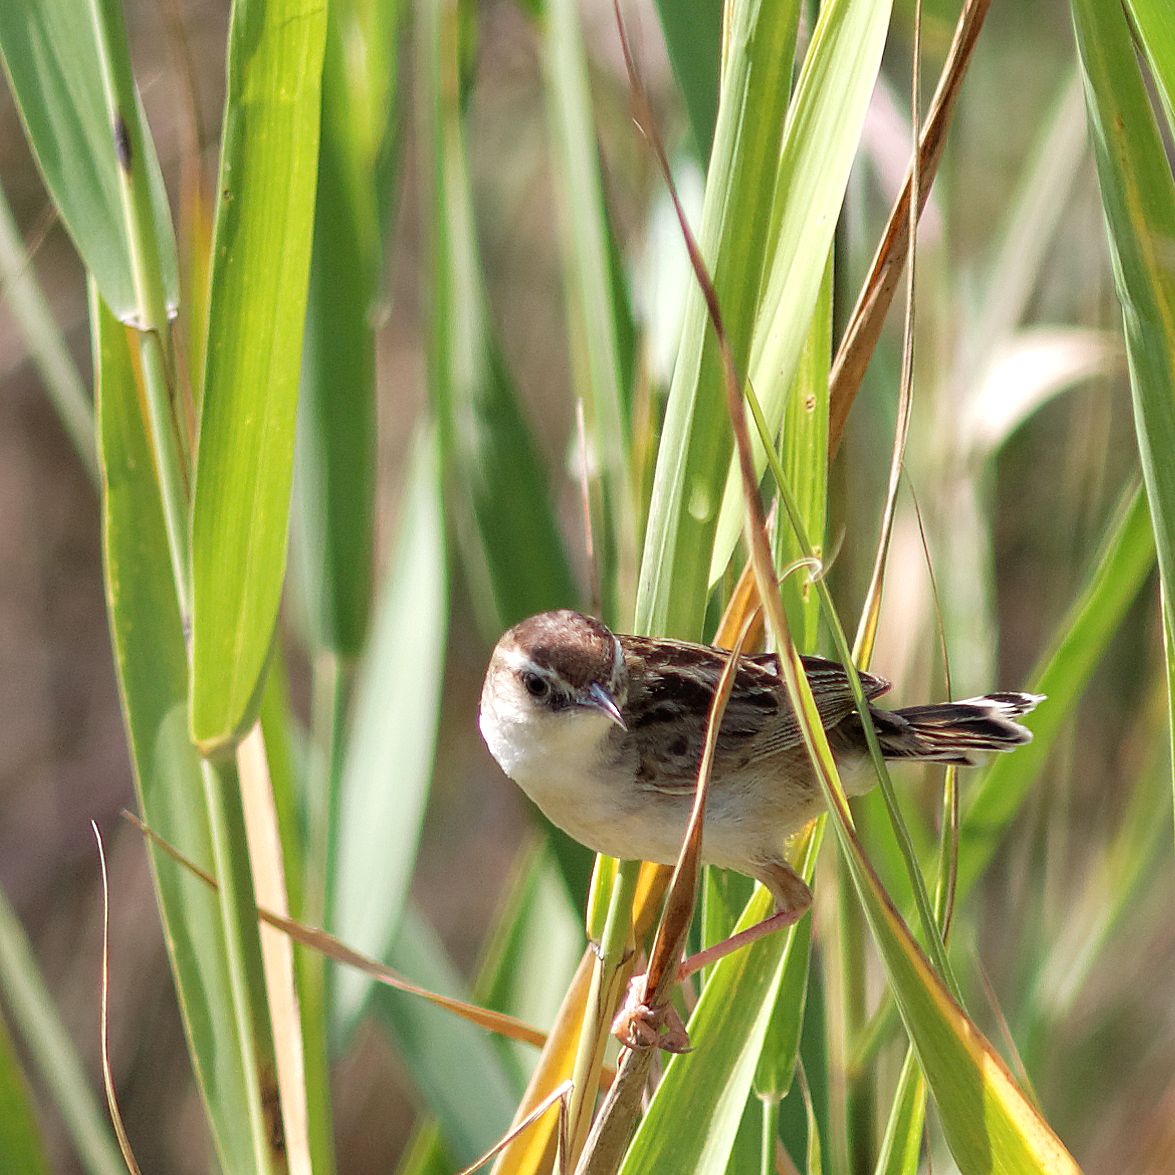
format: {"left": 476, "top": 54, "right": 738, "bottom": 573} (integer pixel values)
{"left": 479, "top": 609, "right": 1041, "bottom": 914}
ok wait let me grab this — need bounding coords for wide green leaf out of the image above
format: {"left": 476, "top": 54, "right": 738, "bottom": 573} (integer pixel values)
{"left": 540, "top": 0, "right": 634, "bottom": 624}
{"left": 873, "top": 1052, "right": 924, "bottom": 1175}
{"left": 653, "top": 0, "right": 723, "bottom": 159}
{"left": 420, "top": 0, "right": 576, "bottom": 640}
{"left": 1124, "top": 0, "right": 1175, "bottom": 133}
{"left": 0, "top": 0, "right": 177, "bottom": 319}
{"left": 709, "top": 0, "right": 892, "bottom": 586}
{"left": 95, "top": 289, "right": 270, "bottom": 1171}
{"left": 619, "top": 888, "right": 795, "bottom": 1173}
{"left": 190, "top": 0, "right": 329, "bottom": 751}
{"left": 295, "top": 0, "right": 403, "bottom": 657}
{"left": 331, "top": 428, "right": 447, "bottom": 1032}
{"left": 636, "top": 0, "right": 802, "bottom": 640}
{"left": 375, "top": 905, "right": 524, "bottom": 1167}
{"left": 1072, "top": 0, "right": 1175, "bottom": 817}
{"left": 958, "top": 485, "right": 1154, "bottom": 897}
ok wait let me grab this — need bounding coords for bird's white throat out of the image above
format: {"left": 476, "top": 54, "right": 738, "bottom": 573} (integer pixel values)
{"left": 480, "top": 689, "right": 661, "bottom": 861}
{"left": 479, "top": 692, "right": 614, "bottom": 805}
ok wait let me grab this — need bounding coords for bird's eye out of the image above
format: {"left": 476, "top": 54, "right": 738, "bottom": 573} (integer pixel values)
{"left": 522, "top": 672, "right": 550, "bottom": 700}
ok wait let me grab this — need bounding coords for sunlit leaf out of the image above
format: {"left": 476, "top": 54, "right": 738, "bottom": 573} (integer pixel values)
{"left": 637, "top": 0, "right": 803, "bottom": 639}
{"left": 95, "top": 288, "right": 270, "bottom": 1171}
{"left": 0, "top": 0, "right": 177, "bottom": 318}
{"left": 190, "top": 0, "right": 329, "bottom": 751}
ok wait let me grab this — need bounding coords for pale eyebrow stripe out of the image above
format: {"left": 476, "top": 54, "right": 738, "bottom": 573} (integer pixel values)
{"left": 500, "top": 647, "right": 555, "bottom": 677}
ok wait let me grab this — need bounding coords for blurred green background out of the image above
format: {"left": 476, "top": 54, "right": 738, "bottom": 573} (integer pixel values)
{"left": 1, "top": 0, "right": 1173, "bottom": 1171}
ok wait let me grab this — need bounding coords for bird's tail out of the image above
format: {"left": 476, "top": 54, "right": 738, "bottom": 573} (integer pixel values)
{"left": 871, "top": 692, "right": 1044, "bottom": 766}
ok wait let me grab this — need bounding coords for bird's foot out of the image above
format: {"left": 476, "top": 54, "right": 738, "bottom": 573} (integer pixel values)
{"left": 612, "top": 975, "right": 691, "bottom": 1053}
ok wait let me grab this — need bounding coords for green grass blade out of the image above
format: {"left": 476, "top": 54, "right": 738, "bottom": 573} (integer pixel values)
{"left": 190, "top": 0, "right": 329, "bottom": 751}
{"left": 618, "top": 888, "right": 794, "bottom": 1174}
{"left": 873, "top": 1051, "right": 924, "bottom": 1175}
{"left": 737, "top": 515, "right": 1079, "bottom": 1173}
{"left": 296, "top": 20, "right": 404, "bottom": 1133}
{"left": 296, "top": 0, "right": 403, "bottom": 657}
{"left": 754, "top": 269, "right": 832, "bottom": 1107}
{"left": 1072, "top": 0, "right": 1175, "bottom": 820}
{"left": 540, "top": 0, "right": 634, "bottom": 622}
{"left": 728, "top": 332, "right": 1078, "bottom": 1172}
{"left": 775, "top": 260, "right": 832, "bottom": 647}
{"left": 653, "top": 0, "right": 723, "bottom": 159}
{"left": 387, "top": 838, "right": 582, "bottom": 1175}
{"left": 764, "top": 615, "right": 1078, "bottom": 1170}
{"left": 0, "top": 892, "right": 118, "bottom": 1175}
{"left": 753, "top": 916, "right": 812, "bottom": 1103}
{"left": 396, "top": 1122, "right": 452, "bottom": 1175}
{"left": 856, "top": 862, "right": 1075, "bottom": 1172}
{"left": 0, "top": 1011, "right": 48, "bottom": 1175}
{"left": 709, "top": 0, "right": 892, "bottom": 586}
{"left": 958, "top": 486, "right": 1154, "bottom": 897}
{"left": 475, "top": 839, "right": 586, "bottom": 1076}
{"left": 84, "top": 0, "right": 191, "bottom": 606}
{"left": 420, "top": 0, "right": 576, "bottom": 637}
{"left": 375, "top": 905, "right": 524, "bottom": 1167}
{"left": 1124, "top": 0, "right": 1175, "bottom": 132}
{"left": 861, "top": 482, "right": 1153, "bottom": 1104}
{"left": 0, "top": 0, "right": 177, "bottom": 319}
{"left": 331, "top": 428, "right": 448, "bottom": 1033}
{"left": 0, "top": 182, "right": 96, "bottom": 483}
{"left": 94, "top": 288, "right": 273, "bottom": 1172}
{"left": 636, "top": 0, "right": 802, "bottom": 639}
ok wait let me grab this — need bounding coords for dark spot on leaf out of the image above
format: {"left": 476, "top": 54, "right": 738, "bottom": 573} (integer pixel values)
{"left": 114, "top": 114, "right": 132, "bottom": 171}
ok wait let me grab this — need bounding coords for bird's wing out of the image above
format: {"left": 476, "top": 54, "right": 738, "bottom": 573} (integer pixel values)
{"left": 620, "top": 638, "right": 889, "bottom": 793}
{"left": 731, "top": 654, "right": 889, "bottom": 766}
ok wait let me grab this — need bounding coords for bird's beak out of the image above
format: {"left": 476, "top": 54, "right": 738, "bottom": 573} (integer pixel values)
{"left": 586, "top": 682, "right": 626, "bottom": 729}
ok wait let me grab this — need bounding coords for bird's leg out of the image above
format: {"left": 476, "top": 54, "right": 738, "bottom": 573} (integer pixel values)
{"left": 611, "top": 862, "right": 810, "bottom": 1053}
{"left": 677, "top": 860, "right": 812, "bottom": 981}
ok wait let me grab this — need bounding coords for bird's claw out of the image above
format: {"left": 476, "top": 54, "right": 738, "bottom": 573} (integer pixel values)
{"left": 612, "top": 975, "right": 691, "bottom": 1053}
